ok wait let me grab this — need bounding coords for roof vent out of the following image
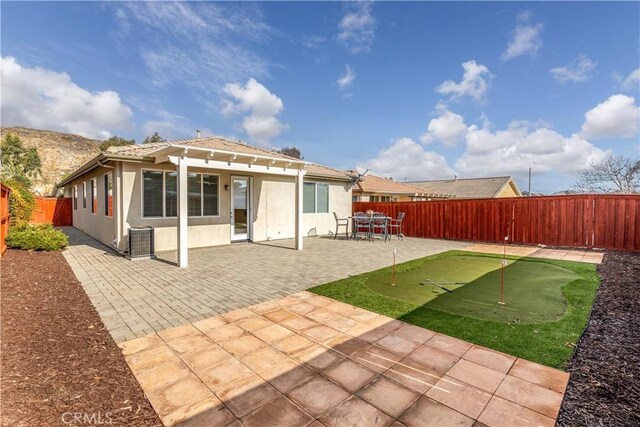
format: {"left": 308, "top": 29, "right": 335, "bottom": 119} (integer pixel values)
{"left": 196, "top": 129, "right": 201, "bottom": 139}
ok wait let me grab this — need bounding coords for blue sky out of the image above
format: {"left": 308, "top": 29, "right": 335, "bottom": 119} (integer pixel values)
{"left": 1, "top": 1, "right": 639, "bottom": 193}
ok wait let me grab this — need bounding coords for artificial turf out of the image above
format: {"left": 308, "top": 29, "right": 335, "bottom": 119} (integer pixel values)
{"left": 310, "top": 250, "right": 600, "bottom": 369}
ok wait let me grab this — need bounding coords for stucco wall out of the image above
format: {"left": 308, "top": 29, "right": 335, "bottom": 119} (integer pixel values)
{"left": 495, "top": 183, "right": 520, "bottom": 198}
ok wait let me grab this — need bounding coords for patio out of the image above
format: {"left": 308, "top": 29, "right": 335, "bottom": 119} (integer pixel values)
{"left": 61, "top": 227, "right": 466, "bottom": 342}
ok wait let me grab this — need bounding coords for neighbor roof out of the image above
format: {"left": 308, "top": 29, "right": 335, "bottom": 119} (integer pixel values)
{"left": 350, "top": 172, "right": 433, "bottom": 195}
{"left": 406, "top": 176, "right": 522, "bottom": 199}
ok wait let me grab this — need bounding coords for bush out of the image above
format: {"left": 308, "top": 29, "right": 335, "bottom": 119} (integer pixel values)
{"left": 6, "top": 223, "right": 68, "bottom": 251}
{"left": 3, "top": 179, "right": 36, "bottom": 225}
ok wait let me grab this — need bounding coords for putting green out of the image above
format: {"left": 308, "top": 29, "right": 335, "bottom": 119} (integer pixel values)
{"left": 365, "top": 255, "right": 579, "bottom": 323}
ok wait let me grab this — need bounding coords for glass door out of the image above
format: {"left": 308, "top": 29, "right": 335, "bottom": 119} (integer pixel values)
{"left": 231, "top": 176, "right": 250, "bottom": 241}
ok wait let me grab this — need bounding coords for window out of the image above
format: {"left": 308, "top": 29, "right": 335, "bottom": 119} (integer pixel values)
{"left": 104, "top": 173, "right": 113, "bottom": 217}
{"left": 143, "top": 170, "right": 219, "bottom": 218}
{"left": 82, "top": 182, "right": 87, "bottom": 209}
{"left": 91, "top": 179, "right": 98, "bottom": 214}
{"left": 73, "top": 185, "right": 78, "bottom": 210}
{"left": 303, "top": 182, "right": 329, "bottom": 213}
{"left": 370, "top": 195, "right": 391, "bottom": 202}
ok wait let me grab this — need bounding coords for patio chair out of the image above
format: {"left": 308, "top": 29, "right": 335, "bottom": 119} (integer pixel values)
{"left": 352, "top": 213, "right": 372, "bottom": 241}
{"left": 371, "top": 213, "right": 390, "bottom": 242}
{"left": 388, "top": 212, "right": 405, "bottom": 240}
{"left": 333, "top": 212, "right": 349, "bottom": 240}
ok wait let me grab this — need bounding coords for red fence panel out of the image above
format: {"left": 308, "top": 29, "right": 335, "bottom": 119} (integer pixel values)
{"left": 1, "top": 184, "right": 9, "bottom": 257}
{"left": 353, "top": 194, "right": 640, "bottom": 251}
{"left": 30, "top": 197, "right": 72, "bottom": 227}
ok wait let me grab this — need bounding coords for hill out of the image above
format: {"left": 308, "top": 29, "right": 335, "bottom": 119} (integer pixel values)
{"left": 1, "top": 127, "right": 101, "bottom": 196}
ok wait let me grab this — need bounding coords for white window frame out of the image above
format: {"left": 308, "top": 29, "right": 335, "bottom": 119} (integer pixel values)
{"left": 303, "top": 181, "right": 330, "bottom": 214}
{"left": 141, "top": 168, "right": 220, "bottom": 219}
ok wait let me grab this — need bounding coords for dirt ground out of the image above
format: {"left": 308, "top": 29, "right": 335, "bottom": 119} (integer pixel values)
{"left": 1, "top": 249, "right": 161, "bottom": 426}
{"left": 557, "top": 250, "right": 640, "bottom": 426}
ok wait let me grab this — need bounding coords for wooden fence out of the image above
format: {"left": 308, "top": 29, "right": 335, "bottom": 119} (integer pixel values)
{"left": 353, "top": 194, "right": 640, "bottom": 251}
{"left": 1, "top": 184, "right": 9, "bottom": 257}
{"left": 30, "top": 197, "right": 73, "bottom": 227}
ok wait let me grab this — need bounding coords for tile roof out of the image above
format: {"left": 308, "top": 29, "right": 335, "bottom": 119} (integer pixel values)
{"left": 350, "top": 173, "right": 430, "bottom": 195}
{"left": 106, "top": 136, "right": 352, "bottom": 181}
{"left": 406, "top": 176, "right": 521, "bottom": 199}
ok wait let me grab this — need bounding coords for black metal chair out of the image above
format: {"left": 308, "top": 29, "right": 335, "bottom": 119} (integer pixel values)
{"left": 388, "top": 212, "right": 405, "bottom": 240}
{"left": 352, "top": 213, "right": 371, "bottom": 241}
{"left": 333, "top": 212, "right": 349, "bottom": 240}
{"left": 371, "top": 213, "right": 390, "bottom": 242}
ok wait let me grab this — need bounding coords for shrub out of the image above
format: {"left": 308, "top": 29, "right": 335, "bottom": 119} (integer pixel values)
{"left": 3, "top": 179, "right": 36, "bottom": 225}
{"left": 6, "top": 223, "right": 68, "bottom": 251}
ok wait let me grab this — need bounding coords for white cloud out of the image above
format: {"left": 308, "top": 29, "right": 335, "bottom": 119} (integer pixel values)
{"left": 435, "top": 60, "right": 492, "bottom": 103}
{"left": 223, "top": 78, "right": 288, "bottom": 145}
{"left": 501, "top": 13, "right": 543, "bottom": 61}
{"left": 337, "top": 65, "right": 356, "bottom": 90}
{"left": 620, "top": 68, "right": 640, "bottom": 92}
{"left": 580, "top": 94, "right": 640, "bottom": 139}
{"left": 358, "top": 137, "right": 456, "bottom": 181}
{"left": 0, "top": 56, "right": 132, "bottom": 139}
{"left": 338, "top": 2, "right": 376, "bottom": 54}
{"left": 550, "top": 54, "right": 597, "bottom": 83}
{"left": 456, "top": 120, "right": 609, "bottom": 177}
{"left": 420, "top": 104, "right": 467, "bottom": 148}
{"left": 302, "top": 35, "right": 326, "bottom": 49}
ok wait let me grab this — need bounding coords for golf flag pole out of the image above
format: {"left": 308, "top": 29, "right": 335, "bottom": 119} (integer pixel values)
{"left": 392, "top": 248, "right": 397, "bottom": 287}
{"left": 499, "top": 234, "right": 508, "bottom": 305}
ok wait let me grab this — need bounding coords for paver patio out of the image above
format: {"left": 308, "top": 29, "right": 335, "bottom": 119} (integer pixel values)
{"left": 61, "top": 227, "right": 466, "bottom": 342}
{"left": 462, "top": 243, "right": 604, "bottom": 264}
{"left": 120, "top": 291, "right": 569, "bottom": 427}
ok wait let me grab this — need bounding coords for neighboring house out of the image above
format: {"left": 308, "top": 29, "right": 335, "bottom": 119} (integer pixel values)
{"left": 56, "top": 136, "right": 353, "bottom": 267}
{"left": 406, "top": 176, "right": 522, "bottom": 199}
{"left": 349, "top": 172, "right": 452, "bottom": 202}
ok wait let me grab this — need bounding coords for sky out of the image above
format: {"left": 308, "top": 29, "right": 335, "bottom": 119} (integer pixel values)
{"left": 1, "top": 1, "right": 639, "bottom": 193}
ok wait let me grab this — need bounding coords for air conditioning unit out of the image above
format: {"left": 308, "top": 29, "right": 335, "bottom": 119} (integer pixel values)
{"left": 128, "top": 226, "right": 155, "bottom": 260}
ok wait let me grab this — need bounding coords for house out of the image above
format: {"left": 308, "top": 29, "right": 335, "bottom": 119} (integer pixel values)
{"left": 349, "top": 172, "right": 453, "bottom": 202}
{"left": 406, "top": 176, "right": 522, "bottom": 199}
{"left": 56, "top": 136, "right": 354, "bottom": 267}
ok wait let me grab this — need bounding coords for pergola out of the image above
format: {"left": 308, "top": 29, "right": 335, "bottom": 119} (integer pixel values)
{"left": 147, "top": 144, "right": 308, "bottom": 268}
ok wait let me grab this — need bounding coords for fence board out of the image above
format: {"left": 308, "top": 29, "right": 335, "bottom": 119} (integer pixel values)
{"left": 353, "top": 194, "right": 640, "bottom": 251}
{"left": 30, "top": 197, "right": 72, "bottom": 227}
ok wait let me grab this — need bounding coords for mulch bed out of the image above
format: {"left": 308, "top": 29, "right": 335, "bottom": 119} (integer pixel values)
{"left": 1, "top": 249, "right": 161, "bottom": 426}
{"left": 558, "top": 251, "right": 640, "bottom": 426}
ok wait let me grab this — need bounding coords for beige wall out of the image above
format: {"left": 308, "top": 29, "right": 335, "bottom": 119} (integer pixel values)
{"left": 495, "top": 182, "right": 520, "bottom": 198}
{"left": 355, "top": 192, "right": 414, "bottom": 202}
{"left": 67, "top": 160, "right": 352, "bottom": 252}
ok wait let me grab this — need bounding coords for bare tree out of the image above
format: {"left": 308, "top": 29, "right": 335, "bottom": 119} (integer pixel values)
{"left": 574, "top": 155, "right": 640, "bottom": 193}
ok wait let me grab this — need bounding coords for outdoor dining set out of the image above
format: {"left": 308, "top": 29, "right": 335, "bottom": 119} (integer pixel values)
{"left": 333, "top": 211, "right": 406, "bottom": 241}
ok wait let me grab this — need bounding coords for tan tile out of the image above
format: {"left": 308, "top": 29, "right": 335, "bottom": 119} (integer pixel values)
{"left": 354, "top": 327, "right": 393, "bottom": 344}
{"left": 306, "top": 308, "right": 342, "bottom": 323}
{"left": 325, "top": 300, "right": 356, "bottom": 313}
{"left": 248, "top": 300, "right": 280, "bottom": 314}
{"left": 202, "top": 323, "right": 246, "bottom": 343}
{"left": 384, "top": 358, "right": 441, "bottom": 394}
{"left": 320, "top": 396, "right": 393, "bottom": 427}
{"left": 323, "top": 359, "right": 377, "bottom": 393}
{"left": 366, "top": 315, "right": 402, "bottom": 331}
{"left": 236, "top": 315, "right": 273, "bottom": 332}
{"left": 308, "top": 421, "right": 326, "bottom": 427}
{"left": 242, "top": 395, "right": 313, "bottom": 427}
{"left": 158, "top": 324, "right": 201, "bottom": 342}
{"left": 427, "top": 375, "right": 492, "bottom": 419}
{"left": 219, "top": 334, "right": 267, "bottom": 357}
{"left": 495, "top": 375, "right": 564, "bottom": 419}
{"left": 293, "top": 344, "right": 345, "bottom": 372}
{"left": 326, "top": 336, "right": 370, "bottom": 357}
{"left": 199, "top": 357, "right": 255, "bottom": 392}
{"left": 424, "top": 333, "right": 473, "bottom": 357}
{"left": 350, "top": 345, "right": 402, "bottom": 373}
{"left": 263, "top": 308, "right": 298, "bottom": 323}
{"left": 345, "top": 321, "right": 376, "bottom": 336}
{"left": 305, "top": 295, "right": 333, "bottom": 307}
{"left": 126, "top": 345, "right": 178, "bottom": 372}
{"left": 221, "top": 307, "right": 255, "bottom": 322}
{"left": 217, "top": 374, "right": 280, "bottom": 418}
{"left": 288, "top": 376, "right": 350, "bottom": 417}
{"left": 302, "top": 325, "right": 344, "bottom": 344}
{"left": 357, "top": 376, "right": 420, "bottom": 418}
{"left": 462, "top": 345, "right": 516, "bottom": 374}
{"left": 375, "top": 334, "right": 421, "bottom": 356}
{"left": 344, "top": 307, "right": 380, "bottom": 323}
{"left": 446, "top": 359, "right": 506, "bottom": 393}
{"left": 406, "top": 344, "right": 459, "bottom": 374}
{"left": 391, "top": 422, "right": 407, "bottom": 427}
{"left": 508, "top": 358, "right": 570, "bottom": 394}
{"left": 394, "top": 324, "right": 436, "bottom": 344}
{"left": 134, "top": 359, "right": 192, "bottom": 392}
{"left": 288, "top": 302, "right": 317, "bottom": 315}
{"left": 400, "top": 396, "right": 474, "bottom": 427}
{"left": 180, "top": 345, "right": 232, "bottom": 373}
{"left": 274, "top": 334, "right": 315, "bottom": 355}
{"left": 324, "top": 315, "right": 359, "bottom": 333}
{"left": 147, "top": 375, "right": 212, "bottom": 418}
{"left": 478, "top": 396, "right": 555, "bottom": 427}
{"left": 119, "top": 334, "right": 164, "bottom": 356}
{"left": 222, "top": 420, "right": 244, "bottom": 427}
{"left": 165, "top": 395, "right": 236, "bottom": 427}
{"left": 165, "top": 333, "right": 214, "bottom": 355}
{"left": 269, "top": 362, "right": 316, "bottom": 393}
{"left": 192, "top": 315, "right": 228, "bottom": 333}
{"left": 253, "top": 323, "right": 295, "bottom": 344}
{"left": 281, "top": 315, "right": 319, "bottom": 332}
{"left": 240, "top": 347, "right": 295, "bottom": 379}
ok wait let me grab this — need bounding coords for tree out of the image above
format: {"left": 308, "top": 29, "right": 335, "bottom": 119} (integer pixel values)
{"left": 99, "top": 136, "right": 136, "bottom": 152}
{"left": 574, "top": 155, "right": 640, "bottom": 193}
{"left": 0, "top": 133, "right": 42, "bottom": 187}
{"left": 275, "top": 146, "right": 303, "bottom": 159}
{"left": 142, "top": 132, "right": 166, "bottom": 144}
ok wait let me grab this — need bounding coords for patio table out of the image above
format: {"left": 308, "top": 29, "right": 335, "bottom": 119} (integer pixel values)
{"left": 349, "top": 215, "right": 392, "bottom": 241}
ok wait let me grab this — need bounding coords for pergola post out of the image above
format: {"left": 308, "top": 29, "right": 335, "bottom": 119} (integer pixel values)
{"left": 295, "top": 169, "right": 304, "bottom": 250}
{"left": 177, "top": 156, "right": 188, "bottom": 267}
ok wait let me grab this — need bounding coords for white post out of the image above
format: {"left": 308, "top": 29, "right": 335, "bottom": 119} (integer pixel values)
{"left": 177, "top": 157, "right": 188, "bottom": 267}
{"left": 295, "top": 168, "right": 304, "bottom": 250}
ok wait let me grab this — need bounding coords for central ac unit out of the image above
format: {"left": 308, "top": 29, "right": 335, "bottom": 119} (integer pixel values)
{"left": 128, "top": 226, "right": 155, "bottom": 260}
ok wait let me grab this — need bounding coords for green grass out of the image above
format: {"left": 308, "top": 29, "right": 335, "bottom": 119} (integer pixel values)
{"left": 365, "top": 255, "right": 578, "bottom": 323}
{"left": 310, "top": 250, "right": 600, "bottom": 369}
